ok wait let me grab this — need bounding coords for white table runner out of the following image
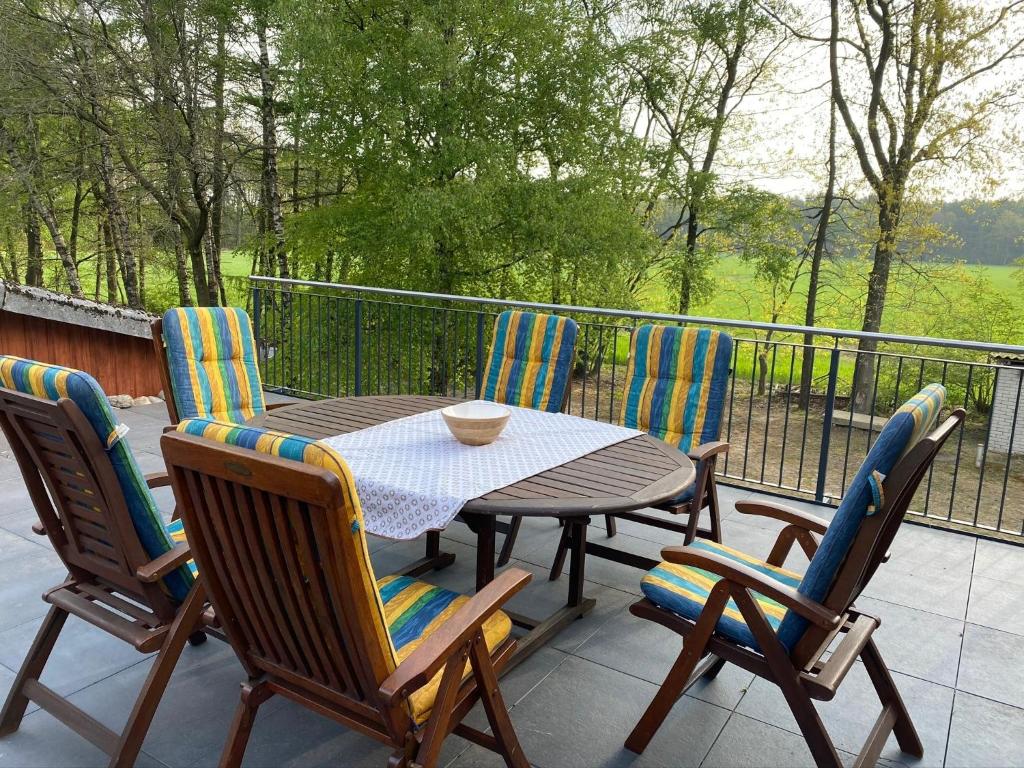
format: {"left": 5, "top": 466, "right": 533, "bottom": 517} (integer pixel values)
{"left": 319, "top": 403, "right": 643, "bottom": 539}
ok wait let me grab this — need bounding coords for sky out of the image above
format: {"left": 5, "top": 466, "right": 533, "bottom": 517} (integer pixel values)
{"left": 718, "top": 4, "right": 1024, "bottom": 202}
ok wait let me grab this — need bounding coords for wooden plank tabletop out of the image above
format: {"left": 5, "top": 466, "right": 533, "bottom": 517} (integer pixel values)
{"left": 254, "top": 395, "right": 695, "bottom": 517}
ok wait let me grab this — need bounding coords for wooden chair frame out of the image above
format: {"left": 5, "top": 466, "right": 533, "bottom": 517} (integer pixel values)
{"left": 0, "top": 387, "right": 207, "bottom": 768}
{"left": 624, "top": 410, "right": 965, "bottom": 767}
{"left": 150, "top": 316, "right": 288, "bottom": 425}
{"left": 161, "top": 431, "right": 531, "bottom": 768}
{"left": 548, "top": 439, "right": 729, "bottom": 580}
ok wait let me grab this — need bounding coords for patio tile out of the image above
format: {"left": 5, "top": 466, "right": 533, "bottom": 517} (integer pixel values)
{"left": 861, "top": 554, "right": 972, "bottom": 621}
{"left": 853, "top": 596, "right": 965, "bottom": 687}
{"left": 972, "top": 538, "right": 1024, "bottom": 586}
{"left": 944, "top": 691, "right": 1024, "bottom": 768}
{"left": 956, "top": 623, "right": 1024, "bottom": 709}
{"left": 0, "top": 550, "right": 65, "bottom": 632}
{"left": 735, "top": 663, "right": 953, "bottom": 766}
{"left": 0, "top": 456, "right": 22, "bottom": 483}
{"left": 966, "top": 575, "right": 1024, "bottom": 636}
{"left": 0, "top": 615, "right": 148, "bottom": 697}
{"left": 700, "top": 712, "right": 855, "bottom": 767}
{"left": 64, "top": 639, "right": 279, "bottom": 768}
{"left": 449, "top": 655, "right": 730, "bottom": 768}
{"left": 0, "top": 528, "right": 49, "bottom": 565}
{"left": 0, "top": 711, "right": 167, "bottom": 767}
{"left": 574, "top": 607, "right": 756, "bottom": 711}
{"left": 885, "top": 524, "right": 977, "bottom": 576}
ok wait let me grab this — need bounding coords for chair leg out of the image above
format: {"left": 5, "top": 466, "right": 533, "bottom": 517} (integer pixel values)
{"left": 219, "top": 680, "right": 271, "bottom": 768}
{"left": 0, "top": 606, "right": 68, "bottom": 737}
{"left": 413, "top": 646, "right": 467, "bottom": 768}
{"left": 604, "top": 515, "right": 616, "bottom": 538}
{"left": 496, "top": 515, "right": 521, "bottom": 568}
{"left": 625, "top": 585, "right": 730, "bottom": 754}
{"left": 109, "top": 582, "right": 207, "bottom": 768}
{"left": 861, "top": 637, "right": 923, "bottom": 759}
{"left": 548, "top": 522, "right": 571, "bottom": 581}
{"left": 469, "top": 633, "right": 528, "bottom": 768}
{"left": 706, "top": 480, "right": 723, "bottom": 543}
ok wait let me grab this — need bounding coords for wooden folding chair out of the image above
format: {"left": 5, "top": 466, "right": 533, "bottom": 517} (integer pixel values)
{"left": 624, "top": 384, "right": 962, "bottom": 767}
{"left": 550, "top": 324, "right": 732, "bottom": 579}
{"left": 161, "top": 417, "right": 531, "bottom": 768}
{"left": 0, "top": 357, "right": 206, "bottom": 768}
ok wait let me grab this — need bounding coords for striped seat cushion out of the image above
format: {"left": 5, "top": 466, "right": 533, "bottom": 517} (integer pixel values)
{"left": 378, "top": 574, "right": 512, "bottom": 724}
{"left": 620, "top": 325, "right": 733, "bottom": 451}
{"left": 161, "top": 307, "right": 266, "bottom": 424}
{"left": 165, "top": 519, "right": 198, "bottom": 578}
{"left": 0, "top": 356, "right": 194, "bottom": 602}
{"left": 641, "top": 539, "right": 802, "bottom": 651}
{"left": 775, "top": 383, "right": 945, "bottom": 648}
{"left": 481, "top": 310, "right": 578, "bottom": 413}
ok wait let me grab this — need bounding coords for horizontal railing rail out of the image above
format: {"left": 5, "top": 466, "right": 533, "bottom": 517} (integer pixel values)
{"left": 249, "top": 276, "right": 1024, "bottom": 542}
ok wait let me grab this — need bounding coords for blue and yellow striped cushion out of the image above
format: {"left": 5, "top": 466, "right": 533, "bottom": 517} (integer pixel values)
{"left": 776, "top": 383, "right": 946, "bottom": 648}
{"left": 378, "top": 575, "right": 512, "bottom": 724}
{"left": 481, "top": 310, "right": 578, "bottom": 413}
{"left": 175, "top": 417, "right": 396, "bottom": 668}
{"left": 620, "top": 325, "right": 732, "bottom": 452}
{"left": 161, "top": 307, "right": 266, "bottom": 424}
{"left": 0, "top": 356, "right": 194, "bottom": 602}
{"left": 641, "top": 539, "right": 801, "bottom": 650}
{"left": 164, "top": 519, "right": 198, "bottom": 577}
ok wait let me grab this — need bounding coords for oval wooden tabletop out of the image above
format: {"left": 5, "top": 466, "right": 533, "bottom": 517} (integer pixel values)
{"left": 253, "top": 395, "right": 696, "bottom": 517}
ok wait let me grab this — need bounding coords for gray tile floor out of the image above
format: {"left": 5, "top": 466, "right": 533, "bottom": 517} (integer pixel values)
{"left": 1, "top": 400, "right": 1023, "bottom": 767}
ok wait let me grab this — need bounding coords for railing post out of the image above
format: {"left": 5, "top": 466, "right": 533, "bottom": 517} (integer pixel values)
{"left": 815, "top": 341, "right": 841, "bottom": 502}
{"left": 474, "top": 312, "right": 486, "bottom": 398}
{"left": 354, "top": 298, "right": 363, "bottom": 397}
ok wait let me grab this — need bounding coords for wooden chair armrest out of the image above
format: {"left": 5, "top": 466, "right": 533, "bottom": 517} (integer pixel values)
{"left": 32, "top": 521, "right": 47, "bottom": 536}
{"left": 686, "top": 441, "right": 730, "bottom": 463}
{"left": 660, "top": 545, "right": 840, "bottom": 630}
{"left": 378, "top": 568, "right": 532, "bottom": 705}
{"left": 734, "top": 500, "right": 829, "bottom": 535}
{"left": 136, "top": 542, "right": 192, "bottom": 582}
{"left": 144, "top": 472, "right": 172, "bottom": 489}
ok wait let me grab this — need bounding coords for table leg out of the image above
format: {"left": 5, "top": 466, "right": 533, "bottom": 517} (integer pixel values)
{"left": 501, "top": 516, "right": 595, "bottom": 673}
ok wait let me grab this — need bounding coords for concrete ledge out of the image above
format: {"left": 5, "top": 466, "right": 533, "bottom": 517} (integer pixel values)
{"left": 832, "top": 409, "right": 889, "bottom": 432}
{"left": 0, "top": 281, "right": 155, "bottom": 339}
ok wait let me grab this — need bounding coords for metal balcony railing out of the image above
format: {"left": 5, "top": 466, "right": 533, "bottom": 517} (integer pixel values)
{"left": 249, "top": 276, "right": 1024, "bottom": 541}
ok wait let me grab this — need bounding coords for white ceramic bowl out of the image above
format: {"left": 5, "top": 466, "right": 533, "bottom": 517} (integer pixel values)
{"left": 441, "top": 401, "right": 511, "bottom": 446}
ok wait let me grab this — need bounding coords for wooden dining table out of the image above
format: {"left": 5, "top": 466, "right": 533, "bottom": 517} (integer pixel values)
{"left": 251, "top": 394, "right": 696, "bottom": 665}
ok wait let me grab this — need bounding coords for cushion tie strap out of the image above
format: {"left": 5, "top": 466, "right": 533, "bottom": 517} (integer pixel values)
{"left": 867, "top": 470, "right": 886, "bottom": 515}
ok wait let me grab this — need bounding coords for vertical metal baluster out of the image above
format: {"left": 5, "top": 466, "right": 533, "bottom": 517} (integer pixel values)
{"left": 594, "top": 325, "right": 604, "bottom": 421}
{"left": 779, "top": 342, "right": 797, "bottom": 487}
{"left": 581, "top": 323, "right": 590, "bottom": 419}
{"left": 386, "top": 302, "right": 393, "bottom": 395}
{"left": 864, "top": 351, "right": 884, "bottom": 455}
{"left": 998, "top": 367, "right": 1023, "bottom": 534}
{"left": 354, "top": 299, "right": 363, "bottom": 396}
{"left": 724, "top": 339, "right": 739, "bottom": 477}
{"left": 609, "top": 324, "right": 620, "bottom": 423}
{"left": 796, "top": 342, "right": 813, "bottom": 492}
{"left": 947, "top": 363, "right": 973, "bottom": 523}
{"left": 759, "top": 342, "right": 779, "bottom": 484}
{"left": 742, "top": 340, "right": 758, "bottom": 480}
{"left": 475, "top": 312, "right": 486, "bottom": 399}
{"left": 816, "top": 341, "right": 841, "bottom": 503}
{"left": 922, "top": 361, "right": 949, "bottom": 519}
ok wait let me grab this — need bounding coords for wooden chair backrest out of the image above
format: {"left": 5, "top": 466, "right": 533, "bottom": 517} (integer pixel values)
{"left": 150, "top": 317, "right": 181, "bottom": 424}
{"left": 791, "top": 409, "right": 965, "bottom": 666}
{"left": 160, "top": 432, "right": 406, "bottom": 733}
{"left": 0, "top": 387, "right": 176, "bottom": 617}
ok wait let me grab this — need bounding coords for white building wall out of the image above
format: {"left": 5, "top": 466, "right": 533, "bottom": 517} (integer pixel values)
{"left": 989, "top": 365, "right": 1024, "bottom": 455}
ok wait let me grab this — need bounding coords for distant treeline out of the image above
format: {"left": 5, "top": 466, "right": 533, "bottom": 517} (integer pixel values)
{"left": 929, "top": 201, "right": 1024, "bottom": 265}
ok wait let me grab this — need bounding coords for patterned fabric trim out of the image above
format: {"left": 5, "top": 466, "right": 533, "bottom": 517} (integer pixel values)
{"left": 378, "top": 574, "right": 512, "bottom": 724}
{"left": 0, "top": 355, "right": 193, "bottom": 601}
{"left": 481, "top": 310, "right": 578, "bottom": 413}
{"left": 165, "top": 519, "right": 198, "bottom": 577}
{"left": 162, "top": 307, "right": 265, "bottom": 424}
{"left": 640, "top": 539, "right": 802, "bottom": 651}
{"left": 867, "top": 471, "right": 886, "bottom": 515}
{"left": 619, "top": 325, "right": 733, "bottom": 452}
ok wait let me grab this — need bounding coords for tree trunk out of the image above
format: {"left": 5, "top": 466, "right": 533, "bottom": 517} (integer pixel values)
{"left": 96, "top": 131, "right": 142, "bottom": 307}
{"left": 23, "top": 204, "right": 42, "bottom": 286}
{"left": 852, "top": 194, "right": 901, "bottom": 410}
{"left": 172, "top": 224, "right": 193, "bottom": 306}
{"left": 679, "top": 207, "right": 700, "bottom": 314}
{"left": 257, "top": 13, "right": 289, "bottom": 281}
{"left": 210, "top": 16, "right": 228, "bottom": 305}
{"left": 2, "top": 224, "right": 18, "bottom": 282}
{"left": 799, "top": 101, "right": 837, "bottom": 410}
{"left": 102, "top": 219, "right": 119, "bottom": 303}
